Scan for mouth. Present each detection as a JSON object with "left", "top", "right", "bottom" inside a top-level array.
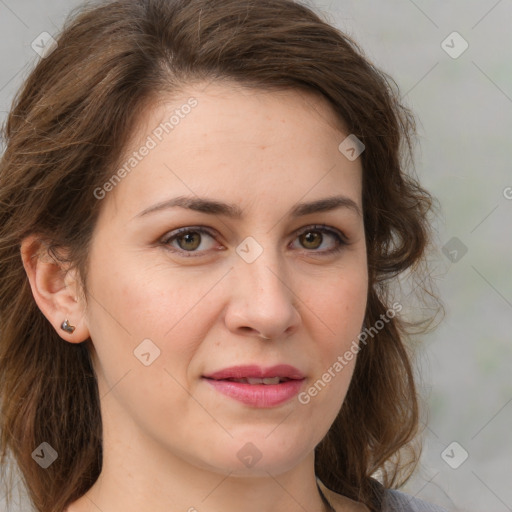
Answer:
[
  {"left": 201, "top": 365, "right": 305, "bottom": 407},
  {"left": 202, "top": 364, "right": 305, "bottom": 382},
  {"left": 204, "top": 376, "right": 294, "bottom": 385}
]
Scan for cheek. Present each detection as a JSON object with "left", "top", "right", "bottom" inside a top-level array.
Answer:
[
  {"left": 85, "top": 260, "right": 205, "bottom": 424},
  {"left": 301, "top": 261, "right": 367, "bottom": 407},
  {"left": 87, "top": 256, "right": 222, "bottom": 381},
  {"left": 298, "top": 272, "right": 367, "bottom": 425},
  {"left": 90, "top": 252, "right": 190, "bottom": 333},
  {"left": 308, "top": 264, "right": 368, "bottom": 345}
]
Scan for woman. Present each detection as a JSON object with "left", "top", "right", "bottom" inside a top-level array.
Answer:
[{"left": 0, "top": 1, "right": 445, "bottom": 511}]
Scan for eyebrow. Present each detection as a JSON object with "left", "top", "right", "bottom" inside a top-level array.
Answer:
[{"left": 134, "top": 195, "right": 362, "bottom": 220}]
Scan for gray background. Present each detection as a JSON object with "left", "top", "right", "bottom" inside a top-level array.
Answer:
[{"left": 1, "top": 0, "right": 511, "bottom": 511}]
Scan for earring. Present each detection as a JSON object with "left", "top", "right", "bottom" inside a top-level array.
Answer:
[{"left": 61, "top": 319, "right": 76, "bottom": 334}]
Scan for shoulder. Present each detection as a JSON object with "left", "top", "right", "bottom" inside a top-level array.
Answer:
[
  {"left": 317, "top": 478, "right": 448, "bottom": 512},
  {"left": 382, "top": 488, "right": 449, "bottom": 512},
  {"left": 317, "top": 478, "right": 370, "bottom": 511}
]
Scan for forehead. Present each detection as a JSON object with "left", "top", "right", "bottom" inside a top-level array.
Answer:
[{"left": 101, "top": 82, "right": 362, "bottom": 220}]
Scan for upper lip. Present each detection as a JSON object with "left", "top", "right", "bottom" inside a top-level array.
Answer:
[{"left": 203, "top": 364, "right": 305, "bottom": 380}]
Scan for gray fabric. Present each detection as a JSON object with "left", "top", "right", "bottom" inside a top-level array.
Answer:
[{"left": 382, "top": 489, "right": 449, "bottom": 512}]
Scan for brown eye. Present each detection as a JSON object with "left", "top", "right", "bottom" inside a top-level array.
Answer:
[
  {"left": 162, "top": 227, "right": 218, "bottom": 256},
  {"left": 299, "top": 230, "right": 323, "bottom": 250},
  {"left": 161, "top": 224, "right": 348, "bottom": 258},
  {"left": 176, "top": 231, "right": 202, "bottom": 251},
  {"left": 291, "top": 225, "right": 348, "bottom": 255}
]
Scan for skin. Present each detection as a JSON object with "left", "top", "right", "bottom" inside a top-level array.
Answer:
[{"left": 21, "top": 82, "right": 369, "bottom": 512}]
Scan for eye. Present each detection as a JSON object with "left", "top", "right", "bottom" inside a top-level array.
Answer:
[
  {"left": 160, "top": 226, "right": 219, "bottom": 256},
  {"left": 160, "top": 224, "right": 349, "bottom": 258},
  {"left": 290, "top": 225, "right": 348, "bottom": 255}
]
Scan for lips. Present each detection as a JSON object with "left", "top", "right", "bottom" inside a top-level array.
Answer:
[
  {"left": 202, "top": 364, "right": 305, "bottom": 407},
  {"left": 203, "top": 364, "right": 305, "bottom": 382}
]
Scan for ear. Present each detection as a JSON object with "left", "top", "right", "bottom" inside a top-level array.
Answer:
[{"left": 20, "top": 234, "right": 90, "bottom": 343}]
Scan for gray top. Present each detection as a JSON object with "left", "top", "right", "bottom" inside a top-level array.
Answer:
[
  {"left": 317, "top": 478, "right": 449, "bottom": 512},
  {"left": 382, "top": 489, "right": 449, "bottom": 512}
]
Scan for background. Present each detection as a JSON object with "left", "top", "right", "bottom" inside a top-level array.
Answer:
[{"left": 1, "top": 0, "right": 511, "bottom": 510}]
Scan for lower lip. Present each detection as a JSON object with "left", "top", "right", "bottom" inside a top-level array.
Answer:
[{"left": 203, "top": 378, "right": 304, "bottom": 407}]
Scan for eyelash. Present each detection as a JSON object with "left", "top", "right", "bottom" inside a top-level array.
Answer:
[{"left": 159, "top": 224, "right": 349, "bottom": 258}]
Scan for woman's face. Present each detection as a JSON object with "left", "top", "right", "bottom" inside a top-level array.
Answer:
[{"left": 81, "top": 82, "right": 368, "bottom": 476}]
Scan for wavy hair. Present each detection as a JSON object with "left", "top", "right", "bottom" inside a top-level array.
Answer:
[{"left": 0, "top": 1, "right": 439, "bottom": 511}]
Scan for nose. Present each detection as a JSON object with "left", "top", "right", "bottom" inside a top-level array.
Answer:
[{"left": 224, "top": 243, "right": 301, "bottom": 341}]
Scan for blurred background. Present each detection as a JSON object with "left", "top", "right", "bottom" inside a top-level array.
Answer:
[{"left": 1, "top": 0, "right": 511, "bottom": 510}]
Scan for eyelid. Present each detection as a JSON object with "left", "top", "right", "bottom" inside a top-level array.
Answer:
[
  {"left": 293, "top": 224, "right": 350, "bottom": 244},
  {"left": 160, "top": 226, "right": 219, "bottom": 249}
]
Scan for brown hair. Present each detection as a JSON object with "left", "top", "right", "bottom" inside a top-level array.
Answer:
[{"left": 0, "top": 0, "right": 439, "bottom": 510}]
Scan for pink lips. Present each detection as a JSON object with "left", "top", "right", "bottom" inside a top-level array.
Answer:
[{"left": 203, "top": 364, "right": 305, "bottom": 407}]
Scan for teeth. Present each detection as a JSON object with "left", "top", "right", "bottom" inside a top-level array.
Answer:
[
  {"left": 231, "top": 377, "right": 282, "bottom": 385},
  {"left": 261, "top": 377, "right": 281, "bottom": 385}
]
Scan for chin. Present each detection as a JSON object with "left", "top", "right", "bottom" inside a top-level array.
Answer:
[{"left": 190, "top": 435, "right": 311, "bottom": 477}]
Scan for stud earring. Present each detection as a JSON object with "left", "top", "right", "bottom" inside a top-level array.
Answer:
[{"left": 60, "top": 319, "right": 76, "bottom": 334}]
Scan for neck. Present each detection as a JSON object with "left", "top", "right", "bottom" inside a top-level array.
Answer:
[{"left": 69, "top": 421, "right": 330, "bottom": 512}]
